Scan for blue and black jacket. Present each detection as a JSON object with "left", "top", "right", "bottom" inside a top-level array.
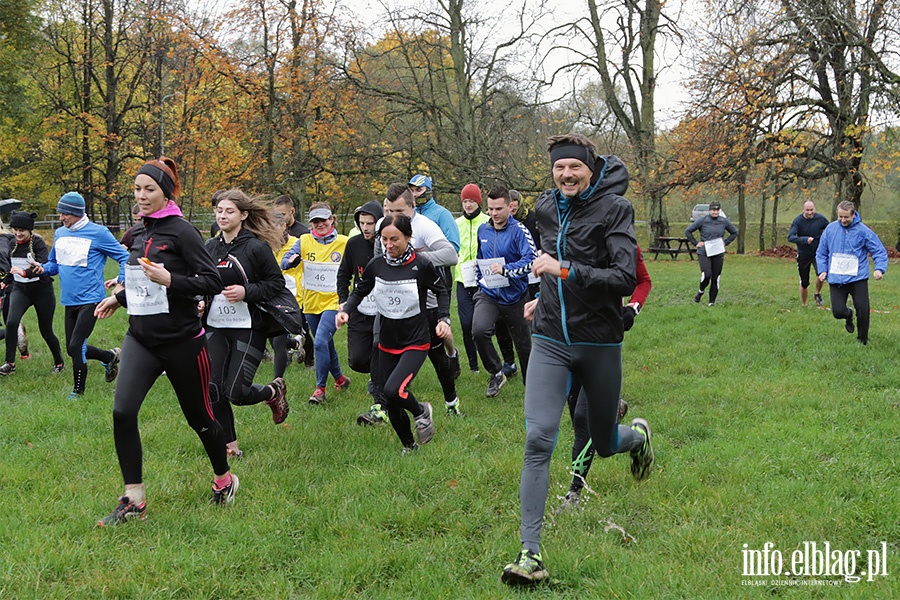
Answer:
[{"left": 475, "top": 216, "right": 536, "bottom": 305}]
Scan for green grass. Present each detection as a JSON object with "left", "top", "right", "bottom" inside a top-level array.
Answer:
[{"left": 1, "top": 254, "right": 898, "bottom": 598}]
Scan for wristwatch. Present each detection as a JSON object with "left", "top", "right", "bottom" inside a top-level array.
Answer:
[{"left": 559, "top": 260, "right": 571, "bottom": 280}]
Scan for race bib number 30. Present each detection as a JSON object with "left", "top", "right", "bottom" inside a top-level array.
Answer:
[
  {"left": 374, "top": 277, "right": 420, "bottom": 319},
  {"left": 125, "top": 264, "right": 169, "bottom": 315}
]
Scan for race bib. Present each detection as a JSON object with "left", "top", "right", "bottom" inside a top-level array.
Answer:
[
  {"left": 459, "top": 260, "right": 478, "bottom": 288},
  {"left": 303, "top": 262, "right": 339, "bottom": 293},
  {"left": 125, "top": 264, "right": 169, "bottom": 315},
  {"left": 477, "top": 258, "right": 510, "bottom": 289},
  {"left": 704, "top": 237, "right": 726, "bottom": 257},
  {"left": 55, "top": 236, "right": 91, "bottom": 267},
  {"left": 283, "top": 273, "right": 297, "bottom": 295},
  {"left": 830, "top": 253, "right": 859, "bottom": 276},
  {"left": 207, "top": 293, "right": 252, "bottom": 328},
  {"left": 358, "top": 291, "right": 378, "bottom": 316},
  {"left": 11, "top": 256, "right": 39, "bottom": 283},
  {"left": 374, "top": 277, "right": 420, "bottom": 319}
]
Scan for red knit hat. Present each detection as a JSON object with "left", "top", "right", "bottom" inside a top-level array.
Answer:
[{"left": 460, "top": 183, "right": 482, "bottom": 205}]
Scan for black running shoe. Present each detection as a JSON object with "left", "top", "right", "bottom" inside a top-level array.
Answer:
[
  {"left": 97, "top": 496, "right": 147, "bottom": 527},
  {"left": 629, "top": 418, "right": 654, "bottom": 481},
  {"left": 502, "top": 549, "right": 548, "bottom": 586}
]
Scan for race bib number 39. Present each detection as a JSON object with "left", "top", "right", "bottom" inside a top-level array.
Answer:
[{"left": 374, "top": 277, "right": 420, "bottom": 319}]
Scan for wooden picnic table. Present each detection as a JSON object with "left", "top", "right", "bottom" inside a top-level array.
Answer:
[{"left": 649, "top": 236, "right": 696, "bottom": 260}]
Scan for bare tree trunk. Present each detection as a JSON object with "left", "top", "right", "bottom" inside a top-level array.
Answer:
[
  {"left": 737, "top": 179, "right": 746, "bottom": 254},
  {"left": 758, "top": 193, "right": 766, "bottom": 252},
  {"left": 770, "top": 192, "right": 779, "bottom": 248}
]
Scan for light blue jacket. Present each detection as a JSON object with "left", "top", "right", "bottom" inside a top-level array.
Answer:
[
  {"left": 43, "top": 220, "right": 129, "bottom": 306},
  {"left": 816, "top": 213, "right": 887, "bottom": 285},
  {"left": 416, "top": 198, "right": 460, "bottom": 252}
]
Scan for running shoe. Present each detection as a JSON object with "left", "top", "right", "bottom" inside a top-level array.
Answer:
[
  {"left": 401, "top": 443, "right": 420, "bottom": 456},
  {"left": 334, "top": 374, "right": 351, "bottom": 391},
  {"left": 212, "top": 474, "right": 239, "bottom": 505},
  {"left": 288, "top": 333, "right": 306, "bottom": 364},
  {"left": 501, "top": 362, "right": 518, "bottom": 378},
  {"left": 67, "top": 391, "right": 83, "bottom": 400},
  {"left": 629, "top": 418, "right": 654, "bottom": 481},
  {"left": 618, "top": 398, "right": 629, "bottom": 422},
  {"left": 226, "top": 447, "right": 244, "bottom": 459},
  {"left": 309, "top": 387, "right": 327, "bottom": 405},
  {"left": 448, "top": 350, "right": 461, "bottom": 380},
  {"left": 265, "top": 377, "right": 289, "bottom": 424},
  {"left": 357, "top": 404, "right": 387, "bottom": 426},
  {"left": 104, "top": 347, "right": 121, "bottom": 383},
  {"left": 845, "top": 309, "right": 855, "bottom": 333},
  {"left": 414, "top": 402, "right": 434, "bottom": 445},
  {"left": 501, "top": 549, "right": 548, "bottom": 586},
  {"left": 708, "top": 302, "right": 715, "bottom": 307},
  {"left": 485, "top": 372, "right": 507, "bottom": 397},
  {"left": 693, "top": 291, "right": 703, "bottom": 303},
  {"left": 52, "top": 363, "right": 65, "bottom": 374},
  {"left": 97, "top": 495, "right": 147, "bottom": 527},
  {"left": 446, "top": 398, "right": 462, "bottom": 417},
  {"left": 814, "top": 293, "right": 824, "bottom": 306},
  {"left": 16, "top": 323, "right": 28, "bottom": 358},
  {"left": 553, "top": 489, "right": 581, "bottom": 515},
  {"left": 0, "top": 362, "right": 15, "bottom": 376}
]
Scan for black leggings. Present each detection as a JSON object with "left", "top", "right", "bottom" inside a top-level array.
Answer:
[
  {"left": 346, "top": 313, "right": 375, "bottom": 374},
  {"left": 269, "top": 333, "right": 288, "bottom": 379},
  {"left": 64, "top": 304, "right": 115, "bottom": 394},
  {"left": 207, "top": 327, "right": 274, "bottom": 444},
  {"left": 112, "top": 332, "right": 228, "bottom": 484},
  {"left": 426, "top": 308, "right": 457, "bottom": 404},
  {"left": 375, "top": 348, "right": 428, "bottom": 447},
  {"left": 829, "top": 280, "right": 870, "bottom": 343},
  {"left": 5, "top": 284, "right": 64, "bottom": 365},
  {"left": 698, "top": 253, "right": 725, "bottom": 303}
]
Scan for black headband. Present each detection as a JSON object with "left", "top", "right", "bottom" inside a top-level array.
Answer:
[
  {"left": 137, "top": 164, "right": 176, "bottom": 199},
  {"left": 549, "top": 144, "right": 596, "bottom": 172}
]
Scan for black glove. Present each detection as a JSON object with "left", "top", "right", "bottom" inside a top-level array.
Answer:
[{"left": 621, "top": 304, "right": 637, "bottom": 331}]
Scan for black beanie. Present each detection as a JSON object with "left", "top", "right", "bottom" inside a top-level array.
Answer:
[{"left": 9, "top": 211, "right": 37, "bottom": 230}]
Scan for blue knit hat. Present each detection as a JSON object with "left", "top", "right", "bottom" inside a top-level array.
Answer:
[{"left": 57, "top": 192, "right": 86, "bottom": 217}]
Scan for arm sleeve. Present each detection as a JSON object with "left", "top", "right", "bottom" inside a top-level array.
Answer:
[
  {"left": 98, "top": 229, "right": 130, "bottom": 281},
  {"left": 336, "top": 248, "right": 353, "bottom": 304},
  {"left": 417, "top": 233, "right": 458, "bottom": 267},
  {"left": 502, "top": 225, "right": 537, "bottom": 277},
  {"left": 569, "top": 199, "right": 637, "bottom": 296},
  {"left": 815, "top": 229, "right": 830, "bottom": 273},
  {"left": 787, "top": 218, "right": 802, "bottom": 245},
  {"left": 342, "top": 257, "right": 377, "bottom": 316},
  {"left": 684, "top": 219, "right": 701, "bottom": 245},
  {"left": 724, "top": 220, "right": 739, "bottom": 246},
  {"left": 242, "top": 245, "right": 285, "bottom": 304},
  {"left": 425, "top": 260, "right": 451, "bottom": 320},
  {"left": 280, "top": 237, "right": 302, "bottom": 270},
  {"left": 168, "top": 227, "right": 224, "bottom": 297},
  {"left": 42, "top": 237, "right": 60, "bottom": 277},
  {"left": 868, "top": 229, "right": 889, "bottom": 273},
  {"left": 442, "top": 214, "right": 461, "bottom": 253},
  {"left": 629, "top": 245, "right": 652, "bottom": 306}
]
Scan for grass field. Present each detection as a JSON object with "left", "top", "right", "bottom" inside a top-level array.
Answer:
[{"left": 0, "top": 254, "right": 898, "bottom": 598}]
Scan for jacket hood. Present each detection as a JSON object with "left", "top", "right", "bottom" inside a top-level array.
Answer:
[{"left": 354, "top": 201, "right": 384, "bottom": 229}]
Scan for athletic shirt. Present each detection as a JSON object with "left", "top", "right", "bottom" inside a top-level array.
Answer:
[
  {"left": 344, "top": 252, "right": 450, "bottom": 352},
  {"left": 295, "top": 233, "right": 348, "bottom": 314}
]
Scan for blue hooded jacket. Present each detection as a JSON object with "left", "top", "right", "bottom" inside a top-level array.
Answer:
[
  {"left": 476, "top": 216, "right": 536, "bottom": 305},
  {"left": 816, "top": 212, "right": 887, "bottom": 285}
]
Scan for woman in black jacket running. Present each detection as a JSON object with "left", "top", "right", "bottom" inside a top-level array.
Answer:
[
  {"left": 94, "top": 157, "right": 237, "bottom": 526},
  {"left": 336, "top": 215, "right": 450, "bottom": 454},
  {"left": 204, "top": 189, "right": 290, "bottom": 458},
  {"left": 3, "top": 210, "right": 65, "bottom": 374}
]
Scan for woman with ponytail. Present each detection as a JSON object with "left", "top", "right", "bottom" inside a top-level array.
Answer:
[
  {"left": 94, "top": 157, "right": 237, "bottom": 526},
  {"left": 203, "top": 189, "right": 291, "bottom": 458}
]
